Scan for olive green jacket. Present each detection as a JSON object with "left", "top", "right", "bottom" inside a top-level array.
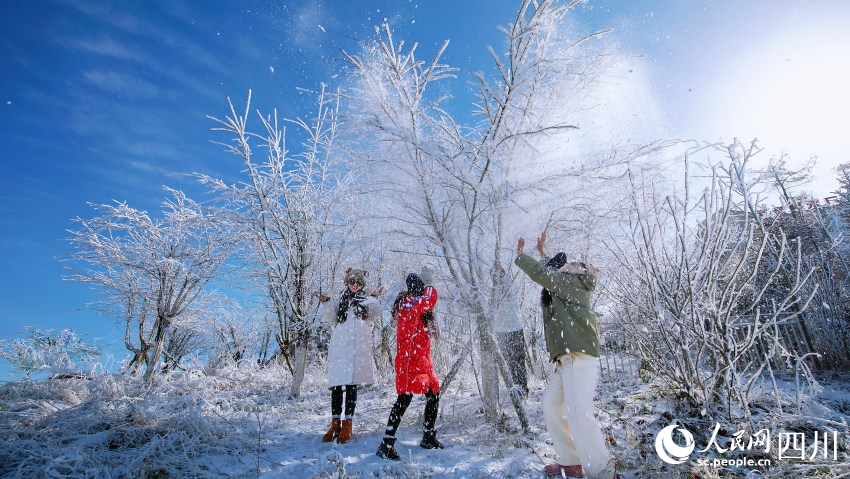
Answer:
[{"left": 514, "top": 253, "right": 601, "bottom": 361}]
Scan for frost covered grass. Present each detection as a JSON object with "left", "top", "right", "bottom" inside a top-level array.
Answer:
[
  {"left": 600, "top": 372, "right": 850, "bottom": 479},
  {"left": 0, "top": 362, "right": 551, "bottom": 478},
  {"left": 0, "top": 364, "right": 848, "bottom": 478}
]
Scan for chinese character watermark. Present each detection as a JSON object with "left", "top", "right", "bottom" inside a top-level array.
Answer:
[{"left": 655, "top": 423, "right": 842, "bottom": 468}]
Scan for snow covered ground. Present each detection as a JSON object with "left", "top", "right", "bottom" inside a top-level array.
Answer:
[{"left": 1, "top": 362, "right": 848, "bottom": 478}]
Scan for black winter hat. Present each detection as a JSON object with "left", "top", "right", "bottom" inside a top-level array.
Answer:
[{"left": 406, "top": 273, "right": 425, "bottom": 296}]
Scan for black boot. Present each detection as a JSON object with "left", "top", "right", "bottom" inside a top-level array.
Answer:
[
  {"left": 419, "top": 430, "right": 444, "bottom": 449},
  {"left": 376, "top": 437, "right": 400, "bottom": 461}
]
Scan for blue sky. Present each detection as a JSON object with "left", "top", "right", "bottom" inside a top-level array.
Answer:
[{"left": 2, "top": 0, "right": 849, "bottom": 381}]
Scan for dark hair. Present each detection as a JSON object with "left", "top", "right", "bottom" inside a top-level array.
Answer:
[
  {"left": 546, "top": 252, "right": 568, "bottom": 269},
  {"left": 391, "top": 274, "right": 429, "bottom": 324},
  {"left": 406, "top": 273, "right": 425, "bottom": 297},
  {"left": 391, "top": 290, "right": 406, "bottom": 320},
  {"left": 541, "top": 252, "right": 568, "bottom": 307}
]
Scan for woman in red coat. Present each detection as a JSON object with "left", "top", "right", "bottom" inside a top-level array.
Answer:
[{"left": 376, "top": 273, "right": 442, "bottom": 460}]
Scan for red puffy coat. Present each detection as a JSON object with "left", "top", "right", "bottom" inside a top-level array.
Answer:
[{"left": 394, "top": 286, "right": 439, "bottom": 394}]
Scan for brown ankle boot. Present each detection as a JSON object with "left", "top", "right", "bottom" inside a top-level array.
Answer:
[
  {"left": 322, "top": 418, "right": 341, "bottom": 442},
  {"left": 337, "top": 419, "right": 353, "bottom": 443}
]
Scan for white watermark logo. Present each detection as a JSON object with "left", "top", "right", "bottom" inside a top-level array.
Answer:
[
  {"left": 655, "top": 424, "right": 695, "bottom": 465},
  {"left": 654, "top": 423, "right": 841, "bottom": 468}
]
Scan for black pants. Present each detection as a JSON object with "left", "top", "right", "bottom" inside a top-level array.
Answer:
[
  {"left": 383, "top": 391, "right": 440, "bottom": 438},
  {"left": 331, "top": 385, "right": 358, "bottom": 419},
  {"left": 497, "top": 329, "right": 529, "bottom": 396}
]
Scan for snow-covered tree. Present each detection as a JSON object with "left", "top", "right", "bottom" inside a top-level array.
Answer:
[
  {"left": 202, "top": 296, "right": 263, "bottom": 367},
  {"left": 0, "top": 328, "right": 100, "bottom": 379},
  {"left": 606, "top": 142, "right": 817, "bottom": 419},
  {"left": 338, "top": 0, "right": 663, "bottom": 424},
  {"left": 66, "top": 190, "right": 236, "bottom": 381},
  {"left": 742, "top": 156, "right": 850, "bottom": 370},
  {"left": 199, "top": 86, "right": 352, "bottom": 397}
]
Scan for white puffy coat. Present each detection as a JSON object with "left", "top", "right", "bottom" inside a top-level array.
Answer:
[{"left": 323, "top": 292, "right": 380, "bottom": 388}]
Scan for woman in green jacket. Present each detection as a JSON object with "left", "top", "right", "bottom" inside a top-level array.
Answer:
[{"left": 515, "top": 231, "right": 615, "bottom": 479}]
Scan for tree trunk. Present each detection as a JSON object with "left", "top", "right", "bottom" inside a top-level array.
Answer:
[
  {"left": 441, "top": 339, "right": 473, "bottom": 392},
  {"left": 380, "top": 327, "right": 394, "bottom": 373},
  {"left": 288, "top": 334, "right": 309, "bottom": 398},
  {"left": 491, "top": 333, "right": 530, "bottom": 433},
  {"left": 275, "top": 334, "right": 295, "bottom": 373},
  {"left": 474, "top": 307, "right": 500, "bottom": 422},
  {"left": 143, "top": 316, "right": 168, "bottom": 382}
]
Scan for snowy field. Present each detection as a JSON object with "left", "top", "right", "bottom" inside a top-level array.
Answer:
[{"left": 1, "top": 361, "right": 848, "bottom": 478}]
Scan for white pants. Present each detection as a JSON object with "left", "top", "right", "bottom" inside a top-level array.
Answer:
[{"left": 541, "top": 354, "right": 612, "bottom": 479}]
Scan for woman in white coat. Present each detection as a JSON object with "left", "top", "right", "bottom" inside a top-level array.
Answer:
[{"left": 316, "top": 268, "right": 382, "bottom": 444}]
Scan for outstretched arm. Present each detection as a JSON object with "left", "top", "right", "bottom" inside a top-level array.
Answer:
[
  {"left": 320, "top": 292, "right": 340, "bottom": 325},
  {"left": 515, "top": 253, "right": 596, "bottom": 298}
]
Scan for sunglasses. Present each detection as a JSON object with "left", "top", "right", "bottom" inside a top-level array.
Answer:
[{"left": 347, "top": 280, "right": 364, "bottom": 287}]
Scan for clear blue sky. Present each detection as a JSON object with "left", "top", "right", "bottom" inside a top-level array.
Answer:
[{"left": 2, "top": 0, "right": 849, "bottom": 381}]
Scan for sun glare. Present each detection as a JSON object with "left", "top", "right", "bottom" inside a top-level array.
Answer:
[{"left": 698, "top": 12, "right": 850, "bottom": 193}]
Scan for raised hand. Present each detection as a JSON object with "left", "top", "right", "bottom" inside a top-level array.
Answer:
[
  {"left": 536, "top": 230, "right": 547, "bottom": 256},
  {"left": 517, "top": 237, "right": 526, "bottom": 256}
]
